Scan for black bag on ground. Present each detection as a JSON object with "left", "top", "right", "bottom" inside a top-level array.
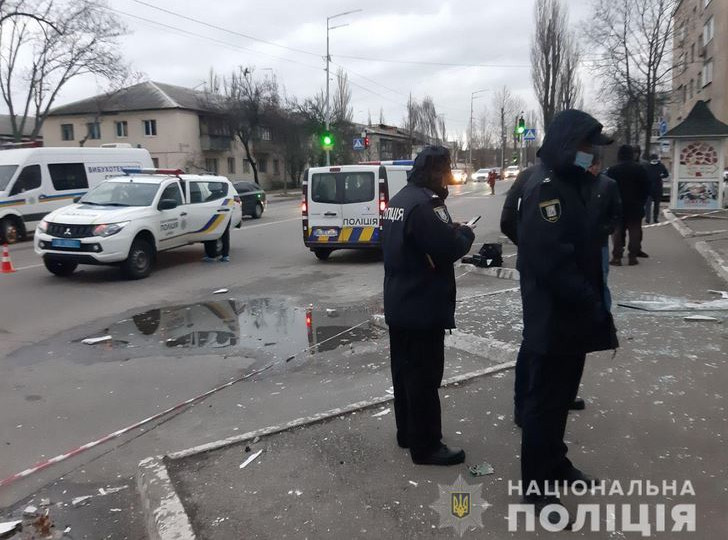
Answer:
[{"left": 462, "top": 243, "right": 503, "bottom": 268}]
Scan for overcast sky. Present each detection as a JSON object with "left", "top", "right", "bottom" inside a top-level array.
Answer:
[{"left": 55, "top": 0, "right": 595, "bottom": 138}]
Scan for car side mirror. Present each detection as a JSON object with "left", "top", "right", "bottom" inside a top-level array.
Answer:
[
  {"left": 158, "top": 199, "right": 178, "bottom": 211},
  {"left": 73, "top": 196, "right": 82, "bottom": 203}
]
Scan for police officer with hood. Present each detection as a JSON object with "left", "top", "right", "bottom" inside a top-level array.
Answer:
[
  {"left": 515, "top": 110, "right": 618, "bottom": 519},
  {"left": 382, "top": 145, "right": 475, "bottom": 465}
]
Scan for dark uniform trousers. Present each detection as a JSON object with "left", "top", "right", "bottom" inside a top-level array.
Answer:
[
  {"left": 612, "top": 218, "right": 642, "bottom": 259},
  {"left": 520, "top": 348, "right": 586, "bottom": 490},
  {"left": 389, "top": 326, "right": 445, "bottom": 457}
]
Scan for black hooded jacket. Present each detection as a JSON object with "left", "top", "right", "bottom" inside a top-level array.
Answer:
[
  {"left": 516, "top": 110, "right": 618, "bottom": 355},
  {"left": 382, "top": 147, "right": 475, "bottom": 329},
  {"left": 607, "top": 145, "right": 650, "bottom": 220}
]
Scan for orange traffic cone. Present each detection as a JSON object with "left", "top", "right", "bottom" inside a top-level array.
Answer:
[{"left": 1, "top": 243, "right": 16, "bottom": 273}]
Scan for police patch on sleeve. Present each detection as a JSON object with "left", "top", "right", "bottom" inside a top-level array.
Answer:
[
  {"left": 539, "top": 199, "right": 561, "bottom": 223},
  {"left": 434, "top": 206, "right": 450, "bottom": 223}
]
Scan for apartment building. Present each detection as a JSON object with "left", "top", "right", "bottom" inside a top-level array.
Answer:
[
  {"left": 42, "top": 81, "right": 285, "bottom": 189},
  {"left": 671, "top": 0, "right": 727, "bottom": 127}
]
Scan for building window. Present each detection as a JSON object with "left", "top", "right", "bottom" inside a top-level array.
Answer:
[
  {"left": 257, "top": 155, "right": 267, "bottom": 173},
  {"left": 689, "top": 79, "right": 694, "bottom": 99},
  {"left": 86, "top": 122, "right": 101, "bottom": 140},
  {"left": 260, "top": 128, "right": 271, "bottom": 141},
  {"left": 152, "top": 157, "right": 159, "bottom": 167},
  {"left": 273, "top": 159, "right": 280, "bottom": 175},
  {"left": 697, "top": 70, "right": 702, "bottom": 90},
  {"left": 205, "top": 158, "right": 218, "bottom": 174},
  {"left": 243, "top": 159, "right": 251, "bottom": 173},
  {"left": 143, "top": 119, "right": 157, "bottom": 137},
  {"left": 702, "top": 59, "right": 714, "bottom": 86},
  {"left": 227, "top": 157, "right": 235, "bottom": 174},
  {"left": 115, "top": 121, "right": 128, "bottom": 138},
  {"left": 61, "top": 124, "right": 74, "bottom": 141},
  {"left": 681, "top": 85, "right": 686, "bottom": 104},
  {"left": 703, "top": 17, "right": 714, "bottom": 46},
  {"left": 690, "top": 43, "right": 695, "bottom": 63}
]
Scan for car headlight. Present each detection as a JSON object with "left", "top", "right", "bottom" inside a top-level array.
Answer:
[
  {"left": 93, "top": 221, "right": 129, "bottom": 237},
  {"left": 37, "top": 219, "right": 49, "bottom": 233}
]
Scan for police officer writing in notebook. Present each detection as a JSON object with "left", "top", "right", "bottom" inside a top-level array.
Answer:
[
  {"left": 381, "top": 145, "right": 475, "bottom": 465},
  {"left": 515, "top": 110, "right": 618, "bottom": 520}
]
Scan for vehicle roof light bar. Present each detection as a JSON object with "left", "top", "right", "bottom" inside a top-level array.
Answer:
[{"left": 122, "top": 168, "right": 184, "bottom": 176}]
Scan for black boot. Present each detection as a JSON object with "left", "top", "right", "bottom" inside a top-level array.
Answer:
[
  {"left": 569, "top": 398, "right": 586, "bottom": 411},
  {"left": 411, "top": 444, "right": 465, "bottom": 466}
]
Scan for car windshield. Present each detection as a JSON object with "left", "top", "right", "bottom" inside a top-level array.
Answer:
[
  {"left": 81, "top": 181, "right": 160, "bottom": 207},
  {"left": 0, "top": 164, "right": 19, "bottom": 191}
]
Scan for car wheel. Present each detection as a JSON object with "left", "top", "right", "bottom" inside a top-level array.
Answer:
[
  {"left": 122, "top": 238, "right": 154, "bottom": 279},
  {"left": 43, "top": 257, "right": 77, "bottom": 277},
  {"left": 252, "top": 202, "right": 264, "bottom": 219},
  {"left": 314, "top": 248, "right": 332, "bottom": 261},
  {"left": 1, "top": 216, "right": 22, "bottom": 244}
]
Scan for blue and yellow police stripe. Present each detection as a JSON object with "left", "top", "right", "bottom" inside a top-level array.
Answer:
[
  {"left": 0, "top": 198, "right": 25, "bottom": 207},
  {"left": 39, "top": 192, "right": 87, "bottom": 203}
]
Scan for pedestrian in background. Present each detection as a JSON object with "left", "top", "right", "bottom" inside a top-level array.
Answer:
[
  {"left": 609, "top": 145, "right": 650, "bottom": 266},
  {"left": 381, "top": 145, "right": 475, "bottom": 466},
  {"left": 514, "top": 109, "right": 618, "bottom": 521},
  {"left": 644, "top": 154, "right": 670, "bottom": 224},
  {"left": 487, "top": 169, "right": 497, "bottom": 195}
]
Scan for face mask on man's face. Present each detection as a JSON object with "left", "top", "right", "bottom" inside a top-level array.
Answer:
[{"left": 574, "top": 151, "right": 594, "bottom": 171}]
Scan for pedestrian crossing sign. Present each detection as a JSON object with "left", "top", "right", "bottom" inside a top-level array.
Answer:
[
  {"left": 353, "top": 138, "right": 365, "bottom": 150},
  {"left": 523, "top": 129, "right": 537, "bottom": 141}
]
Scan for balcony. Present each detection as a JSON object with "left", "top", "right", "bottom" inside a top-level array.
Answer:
[{"left": 200, "top": 134, "right": 232, "bottom": 152}]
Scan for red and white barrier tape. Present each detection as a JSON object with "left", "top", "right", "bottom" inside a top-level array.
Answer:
[{"left": 0, "top": 363, "right": 273, "bottom": 489}]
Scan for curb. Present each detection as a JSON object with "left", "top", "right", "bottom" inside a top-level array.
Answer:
[
  {"left": 137, "top": 456, "right": 196, "bottom": 540},
  {"left": 136, "top": 334, "right": 519, "bottom": 540},
  {"left": 665, "top": 209, "right": 728, "bottom": 285}
]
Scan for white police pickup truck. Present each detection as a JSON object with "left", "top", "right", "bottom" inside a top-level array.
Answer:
[{"left": 34, "top": 169, "right": 243, "bottom": 279}]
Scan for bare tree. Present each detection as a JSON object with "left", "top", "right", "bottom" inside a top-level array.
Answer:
[
  {"left": 531, "top": 0, "right": 580, "bottom": 131},
  {"left": 0, "top": 0, "right": 58, "bottom": 30},
  {"left": 589, "top": 0, "right": 676, "bottom": 154},
  {"left": 378, "top": 107, "right": 385, "bottom": 125},
  {"left": 402, "top": 93, "right": 421, "bottom": 157},
  {"left": 331, "top": 67, "right": 353, "bottom": 124},
  {"left": 419, "top": 96, "right": 439, "bottom": 143},
  {"left": 491, "top": 86, "right": 525, "bottom": 170},
  {"left": 212, "top": 67, "right": 280, "bottom": 184},
  {"left": 0, "top": 0, "right": 127, "bottom": 142},
  {"left": 437, "top": 115, "right": 447, "bottom": 145}
]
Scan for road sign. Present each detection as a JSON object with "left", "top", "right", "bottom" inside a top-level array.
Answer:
[
  {"left": 660, "top": 140, "right": 671, "bottom": 154},
  {"left": 353, "top": 138, "right": 365, "bottom": 151},
  {"left": 658, "top": 119, "right": 668, "bottom": 137},
  {"left": 523, "top": 128, "right": 537, "bottom": 141}
]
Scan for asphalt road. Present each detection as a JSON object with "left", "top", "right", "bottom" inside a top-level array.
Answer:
[{"left": 0, "top": 180, "right": 514, "bottom": 535}]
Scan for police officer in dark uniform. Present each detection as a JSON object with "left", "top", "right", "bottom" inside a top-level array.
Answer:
[
  {"left": 515, "top": 110, "right": 618, "bottom": 517},
  {"left": 381, "top": 145, "right": 475, "bottom": 466}
]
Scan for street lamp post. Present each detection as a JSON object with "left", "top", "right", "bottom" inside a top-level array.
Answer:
[
  {"left": 325, "top": 9, "right": 362, "bottom": 166},
  {"left": 469, "top": 89, "right": 489, "bottom": 168}
]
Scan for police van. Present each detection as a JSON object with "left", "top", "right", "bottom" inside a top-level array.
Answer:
[
  {"left": 0, "top": 146, "right": 153, "bottom": 244},
  {"left": 34, "top": 168, "right": 243, "bottom": 279},
  {"left": 302, "top": 160, "right": 412, "bottom": 260}
]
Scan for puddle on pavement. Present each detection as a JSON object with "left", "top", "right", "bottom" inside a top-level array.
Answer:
[{"left": 76, "top": 298, "right": 383, "bottom": 363}]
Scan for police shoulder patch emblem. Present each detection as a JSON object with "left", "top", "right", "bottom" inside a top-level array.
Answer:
[
  {"left": 434, "top": 206, "right": 450, "bottom": 223},
  {"left": 539, "top": 199, "right": 561, "bottom": 223}
]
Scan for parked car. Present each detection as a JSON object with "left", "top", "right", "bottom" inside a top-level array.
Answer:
[
  {"left": 233, "top": 181, "right": 267, "bottom": 219},
  {"left": 35, "top": 169, "right": 242, "bottom": 279},
  {"left": 503, "top": 165, "right": 521, "bottom": 179},
  {"left": 472, "top": 169, "right": 490, "bottom": 182}
]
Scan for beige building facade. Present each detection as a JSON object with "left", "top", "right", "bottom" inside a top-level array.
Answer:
[
  {"left": 42, "top": 81, "right": 286, "bottom": 189},
  {"left": 671, "top": 0, "right": 728, "bottom": 126}
]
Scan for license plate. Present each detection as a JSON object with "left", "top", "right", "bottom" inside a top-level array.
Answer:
[
  {"left": 51, "top": 238, "right": 81, "bottom": 249},
  {"left": 313, "top": 228, "right": 339, "bottom": 238}
]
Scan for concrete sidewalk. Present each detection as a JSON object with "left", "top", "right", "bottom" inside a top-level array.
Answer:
[
  {"left": 140, "top": 224, "right": 727, "bottom": 539},
  {"left": 664, "top": 208, "right": 728, "bottom": 284}
]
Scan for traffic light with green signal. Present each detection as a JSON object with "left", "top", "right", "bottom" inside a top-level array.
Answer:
[
  {"left": 320, "top": 131, "right": 334, "bottom": 151},
  {"left": 516, "top": 116, "right": 525, "bottom": 136}
]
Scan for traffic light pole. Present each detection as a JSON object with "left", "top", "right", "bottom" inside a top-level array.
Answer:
[{"left": 325, "top": 21, "right": 331, "bottom": 166}]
